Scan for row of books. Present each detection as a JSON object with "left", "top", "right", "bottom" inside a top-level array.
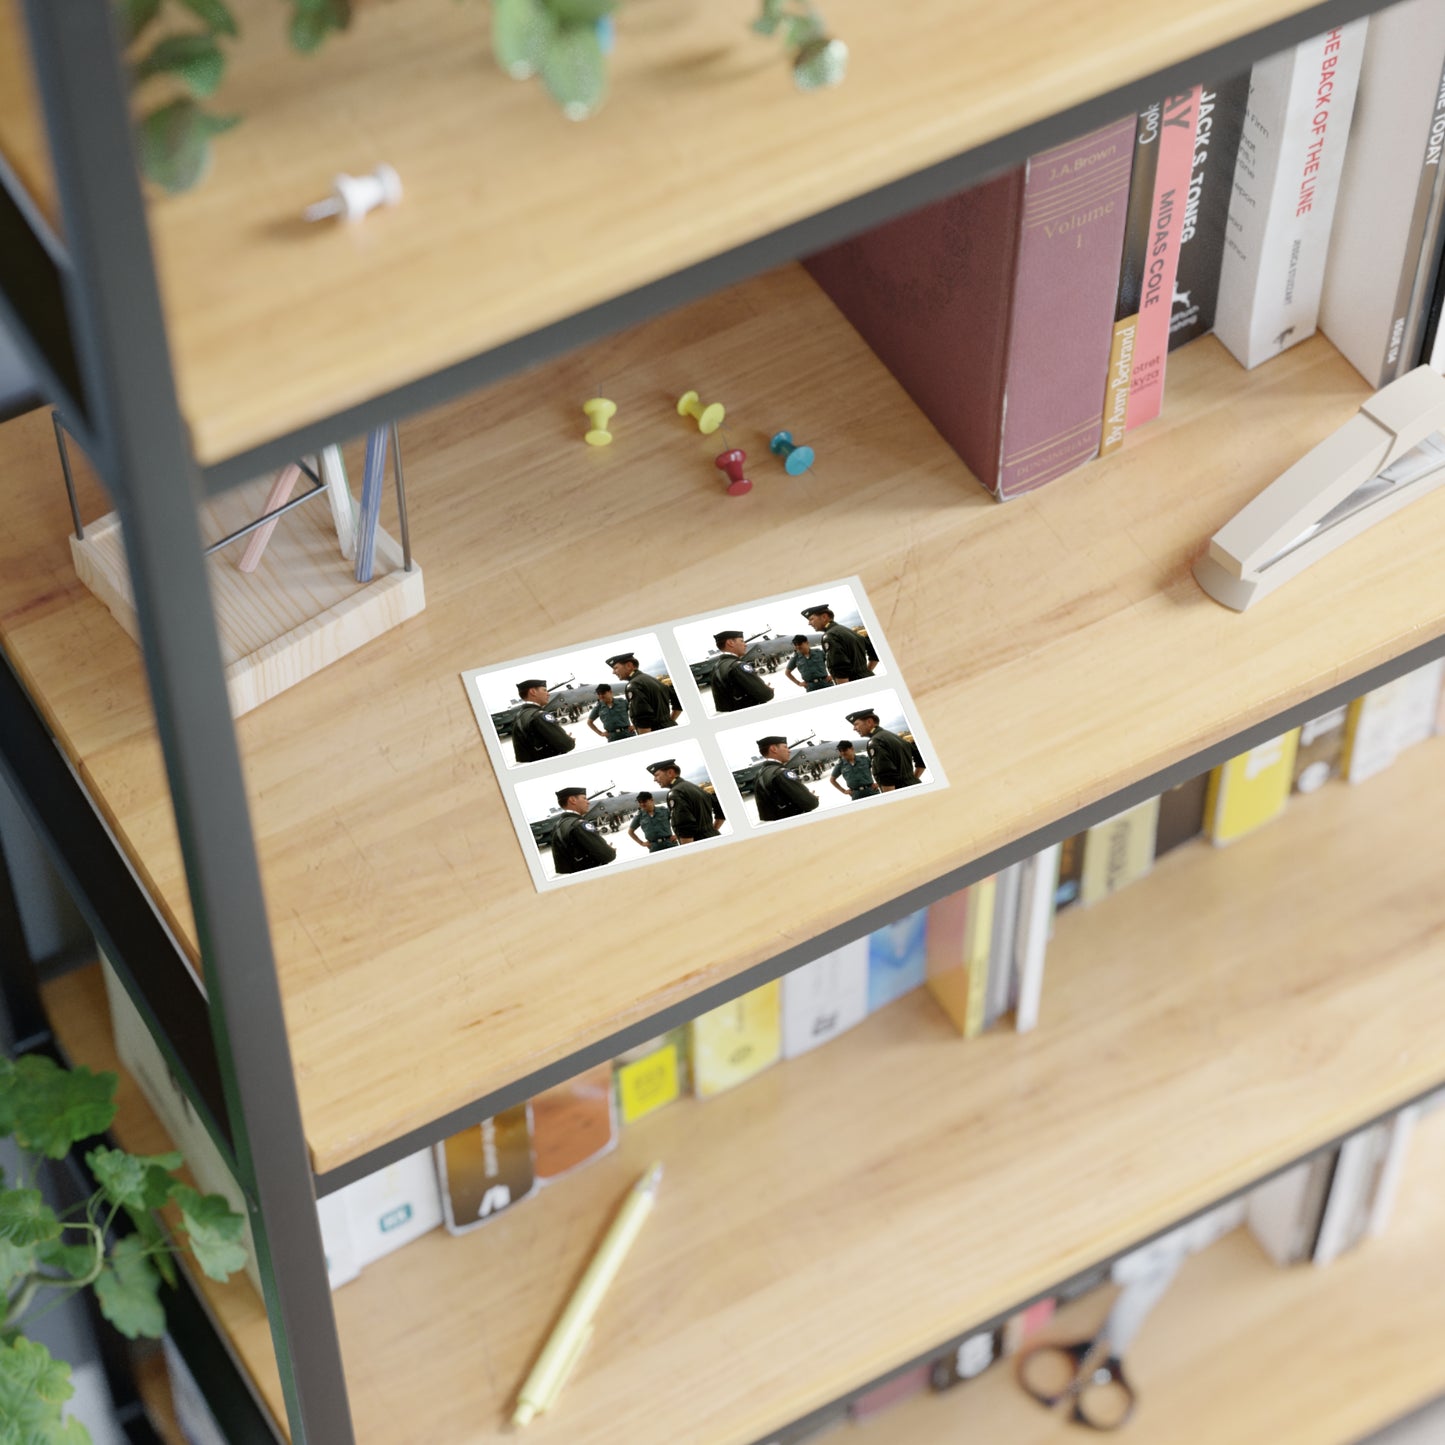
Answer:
[{"left": 805, "top": 1, "right": 1445, "bottom": 499}]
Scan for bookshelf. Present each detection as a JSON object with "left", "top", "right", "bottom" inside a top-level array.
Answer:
[
  {"left": 42, "top": 733, "right": 1445, "bottom": 1443},
  {"left": 7, "top": 0, "right": 1445, "bottom": 1440},
  {"left": 6, "top": 268, "right": 1445, "bottom": 1175},
  {"left": 0, "top": 0, "right": 54, "bottom": 231}
]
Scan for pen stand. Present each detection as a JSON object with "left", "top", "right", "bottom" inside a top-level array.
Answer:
[{"left": 60, "top": 427, "right": 425, "bottom": 718}]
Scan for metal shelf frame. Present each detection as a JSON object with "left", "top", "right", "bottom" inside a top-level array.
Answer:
[{"left": 0, "top": 0, "right": 1428, "bottom": 1440}]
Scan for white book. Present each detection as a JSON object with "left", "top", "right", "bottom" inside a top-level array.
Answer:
[
  {"left": 1367, "top": 1105, "right": 1421, "bottom": 1238},
  {"left": 780, "top": 939, "right": 870, "bottom": 1058},
  {"left": 339, "top": 1149, "right": 443, "bottom": 1268},
  {"left": 1320, "top": 0, "right": 1445, "bottom": 386},
  {"left": 983, "top": 862, "right": 1023, "bottom": 1029},
  {"left": 1312, "top": 1128, "right": 1378, "bottom": 1265},
  {"left": 1216, "top": 21, "right": 1368, "bottom": 369},
  {"left": 1394, "top": 658, "right": 1445, "bottom": 752},
  {"left": 1012, "top": 844, "right": 1061, "bottom": 1035},
  {"left": 1346, "top": 660, "right": 1445, "bottom": 782},
  {"left": 1246, "top": 1153, "right": 1334, "bottom": 1265}
]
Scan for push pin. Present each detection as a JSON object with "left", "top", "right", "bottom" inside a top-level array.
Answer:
[
  {"left": 583, "top": 397, "right": 616, "bottom": 446},
  {"left": 303, "top": 164, "right": 403, "bottom": 224},
  {"left": 769, "top": 430, "right": 815, "bottom": 475},
  {"left": 714, "top": 448, "right": 752, "bottom": 496},
  {"left": 677, "top": 390, "right": 726, "bottom": 435}
]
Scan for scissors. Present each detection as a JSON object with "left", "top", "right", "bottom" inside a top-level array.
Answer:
[{"left": 1016, "top": 1243, "right": 1184, "bottom": 1430}]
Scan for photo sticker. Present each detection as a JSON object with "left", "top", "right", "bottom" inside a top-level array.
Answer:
[
  {"left": 715, "top": 688, "right": 938, "bottom": 831},
  {"left": 672, "top": 582, "right": 886, "bottom": 719},
  {"left": 464, "top": 633, "right": 685, "bottom": 770},
  {"left": 511, "top": 742, "right": 731, "bottom": 887}
]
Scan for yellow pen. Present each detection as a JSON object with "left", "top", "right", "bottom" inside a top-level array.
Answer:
[{"left": 512, "top": 1162, "right": 663, "bottom": 1428}]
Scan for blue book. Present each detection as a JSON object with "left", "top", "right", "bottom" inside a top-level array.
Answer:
[{"left": 867, "top": 908, "right": 928, "bottom": 1012}]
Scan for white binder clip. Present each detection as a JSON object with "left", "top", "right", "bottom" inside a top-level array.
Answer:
[{"left": 1194, "top": 365, "right": 1445, "bottom": 610}]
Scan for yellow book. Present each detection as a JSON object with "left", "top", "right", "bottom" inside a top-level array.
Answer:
[
  {"left": 689, "top": 982, "right": 782, "bottom": 1099},
  {"left": 924, "top": 888, "right": 973, "bottom": 1034},
  {"left": 613, "top": 1029, "right": 688, "bottom": 1125},
  {"left": 1078, "top": 796, "right": 1160, "bottom": 906},
  {"left": 961, "top": 876, "right": 997, "bottom": 1038},
  {"left": 1204, "top": 729, "right": 1300, "bottom": 845}
]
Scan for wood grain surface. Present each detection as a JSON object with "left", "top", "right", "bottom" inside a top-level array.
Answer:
[{"left": 0, "top": 0, "right": 57, "bottom": 230}]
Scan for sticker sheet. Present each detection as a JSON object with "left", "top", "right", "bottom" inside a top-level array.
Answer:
[{"left": 461, "top": 578, "right": 946, "bottom": 891}]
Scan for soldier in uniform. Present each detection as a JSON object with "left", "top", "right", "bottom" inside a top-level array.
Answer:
[
  {"left": 647, "top": 759, "right": 723, "bottom": 842},
  {"left": 846, "top": 709, "right": 924, "bottom": 790},
  {"left": 829, "top": 740, "right": 879, "bottom": 800},
  {"left": 753, "top": 736, "right": 821, "bottom": 821},
  {"left": 586, "top": 683, "right": 635, "bottom": 743},
  {"left": 510, "top": 678, "right": 577, "bottom": 765},
  {"left": 606, "top": 653, "right": 680, "bottom": 733},
  {"left": 709, "top": 630, "right": 775, "bottom": 713},
  {"left": 626, "top": 791, "right": 678, "bottom": 852},
  {"left": 549, "top": 786, "right": 617, "bottom": 874},
  {"left": 784, "top": 634, "right": 833, "bottom": 692},
  {"left": 800, "top": 604, "right": 873, "bottom": 684}
]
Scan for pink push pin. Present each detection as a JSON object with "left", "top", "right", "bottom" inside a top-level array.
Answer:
[{"left": 714, "top": 448, "right": 752, "bottom": 496}]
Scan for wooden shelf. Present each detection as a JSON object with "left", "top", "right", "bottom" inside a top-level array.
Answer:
[
  {"left": 850, "top": 1108, "right": 1445, "bottom": 1445},
  {"left": 44, "top": 734, "right": 1445, "bottom": 1443},
  {"left": 5, "top": 265, "right": 1445, "bottom": 1174},
  {"left": 128, "top": 0, "right": 1340, "bottom": 466}
]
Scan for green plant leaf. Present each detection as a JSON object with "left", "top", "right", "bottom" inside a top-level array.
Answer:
[
  {"left": 289, "top": 0, "right": 350, "bottom": 53},
  {"left": 540, "top": 21, "right": 606, "bottom": 119},
  {"left": 36, "top": 1235, "right": 100, "bottom": 1283},
  {"left": 133, "top": 32, "right": 226, "bottom": 98},
  {"left": 137, "top": 99, "right": 214, "bottom": 192},
  {"left": 117, "top": 0, "right": 162, "bottom": 44},
  {"left": 791, "top": 35, "right": 847, "bottom": 89},
  {"left": 7, "top": 1057, "right": 116, "bottom": 1160},
  {"left": 0, "top": 1336, "right": 90, "bottom": 1445},
  {"left": 0, "top": 1236, "right": 35, "bottom": 1294},
  {"left": 751, "top": 0, "right": 785, "bottom": 34},
  {"left": 85, "top": 1147, "right": 181, "bottom": 1213},
  {"left": 784, "top": 13, "right": 824, "bottom": 47},
  {"left": 176, "top": 0, "right": 239, "bottom": 36},
  {"left": 0, "top": 1190, "right": 61, "bottom": 1248},
  {"left": 492, "top": 0, "right": 553, "bottom": 78},
  {"left": 172, "top": 1185, "right": 247, "bottom": 1282},
  {"left": 93, "top": 1236, "right": 165, "bottom": 1340},
  {"left": 545, "top": 0, "right": 615, "bottom": 22},
  {"left": 118, "top": 1206, "right": 176, "bottom": 1288}
]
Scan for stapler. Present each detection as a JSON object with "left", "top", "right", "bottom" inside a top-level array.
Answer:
[{"left": 1194, "top": 365, "right": 1445, "bottom": 610}]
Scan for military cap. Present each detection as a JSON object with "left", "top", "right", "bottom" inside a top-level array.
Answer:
[
  {"left": 845, "top": 709, "right": 879, "bottom": 723},
  {"left": 714, "top": 630, "right": 745, "bottom": 647},
  {"left": 555, "top": 786, "right": 588, "bottom": 805},
  {"left": 757, "top": 735, "right": 787, "bottom": 751},
  {"left": 604, "top": 652, "right": 637, "bottom": 667},
  {"left": 792, "top": 633, "right": 808, "bottom": 645},
  {"left": 646, "top": 758, "right": 680, "bottom": 775},
  {"left": 800, "top": 603, "right": 833, "bottom": 618},
  {"left": 516, "top": 677, "right": 548, "bottom": 694}
]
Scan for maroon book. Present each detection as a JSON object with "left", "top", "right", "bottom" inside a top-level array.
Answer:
[{"left": 806, "top": 116, "right": 1135, "bottom": 499}]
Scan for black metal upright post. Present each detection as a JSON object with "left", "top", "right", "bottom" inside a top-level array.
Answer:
[{"left": 18, "top": 2, "right": 356, "bottom": 1440}]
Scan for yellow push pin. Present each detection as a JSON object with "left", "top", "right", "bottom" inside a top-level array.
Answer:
[
  {"left": 676, "top": 389, "right": 725, "bottom": 435},
  {"left": 583, "top": 397, "right": 616, "bottom": 447}
]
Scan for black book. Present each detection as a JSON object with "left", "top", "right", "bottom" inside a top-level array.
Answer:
[{"left": 1169, "top": 72, "right": 1250, "bottom": 350}]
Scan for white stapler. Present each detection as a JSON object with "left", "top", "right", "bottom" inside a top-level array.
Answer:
[{"left": 1194, "top": 365, "right": 1445, "bottom": 611}]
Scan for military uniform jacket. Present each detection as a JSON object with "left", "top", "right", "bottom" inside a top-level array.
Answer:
[
  {"left": 552, "top": 813, "right": 617, "bottom": 873},
  {"left": 831, "top": 756, "right": 878, "bottom": 795},
  {"left": 754, "top": 760, "right": 821, "bottom": 821},
  {"left": 666, "top": 778, "right": 720, "bottom": 840},
  {"left": 512, "top": 703, "right": 576, "bottom": 764},
  {"left": 822, "top": 622, "right": 872, "bottom": 683},
  {"left": 866, "top": 727, "right": 921, "bottom": 788},
  {"left": 588, "top": 697, "right": 634, "bottom": 740},
  {"left": 786, "top": 649, "right": 832, "bottom": 690},
  {"left": 626, "top": 670, "right": 677, "bottom": 731},
  {"left": 711, "top": 655, "right": 775, "bottom": 712},
  {"left": 631, "top": 806, "right": 675, "bottom": 847}
]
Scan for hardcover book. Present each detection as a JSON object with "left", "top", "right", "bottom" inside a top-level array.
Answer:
[
  {"left": 1154, "top": 772, "right": 1210, "bottom": 857},
  {"left": 531, "top": 1063, "right": 617, "bottom": 1181},
  {"left": 1079, "top": 796, "right": 1161, "bottom": 905},
  {"left": 1292, "top": 705, "right": 1348, "bottom": 793},
  {"left": 690, "top": 981, "right": 782, "bottom": 1097},
  {"left": 1169, "top": 73, "right": 1251, "bottom": 349},
  {"left": 1343, "top": 659, "right": 1445, "bottom": 780},
  {"left": 847, "top": 1364, "right": 930, "bottom": 1421},
  {"left": 1125, "top": 87, "right": 1201, "bottom": 429},
  {"left": 1320, "top": 0, "right": 1445, "bottom": 386},
  {"left": 436, "top": 1106, "right": 534, "bottom": 1235},
  {"left": 983, "top": 864, "right": 1023, "bottom": 1029},
  {"left": 866, "top": 909, "right": 929, "bottom": 1012},
  {"left": 1215, "top": 22, "right": 1369, "bottom": 369},
  {"left": 1205, "top": 730, "right": 1300, "bottom": 844},
  {"left": 926, "top": 878, "right": 996, "bottom": 1037},
  {"left": 780, "top": 941, "right": 870, "bottom": 1058},
  {"left": 1013, "top": 843, "right": 1061, "bottom": 1034},
  {"left": 1100, "top": 103, "right": 1162, "bottom": 455},
  {"left": 806, "top": 116, "right": 1135, "bottom": 498},
  {"left": 614, "top": 1029, "right": 689, "bottom": 1123},
  {"left": 1054, "top": 832, "right": 1085, "bottom": 909}
]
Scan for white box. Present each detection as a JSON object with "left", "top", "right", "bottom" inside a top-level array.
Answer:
[{"left": 780, "top": 940, "right": 870, "bottom": 1058}]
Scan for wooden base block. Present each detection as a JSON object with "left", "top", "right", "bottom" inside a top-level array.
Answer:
[{"left": 70, "top": 476, "right": 424, "bottom": 717}]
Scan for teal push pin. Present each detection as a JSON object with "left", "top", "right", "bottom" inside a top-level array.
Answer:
[{"left": 769, "top": 430, "right": 815, "bottom": 475}]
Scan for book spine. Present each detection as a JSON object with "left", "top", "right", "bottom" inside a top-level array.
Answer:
[
  {"left": 1387, "top": 59, "right": 1445, "bottom": 381},
  {"left": 983, "top": 862, "right": 1023, "bottom": 1028},
  {"left": 1013, "top": 843, "right": 1060, "bottom": 1033},
  {"left": 1100, "top": 104, "right": 1161, "bottom": 456},
  {"left": 995, "top": 117, "right": 1137, "bottom": 496},
  {"left": 1366, "top": 1105, "right": 1421, "bottom": 1237},
  {"left": 925, "top": 888, "right": 973, "bottom": 1034},
  {"left": 1169, "top": 73, "right": 1251, "bottom": 349},
  {"left": 962, "top": 877, "right": 997, "bottom": 1037},
  {"left": 1215, "top": 22, "right": 1369, "bottom": 370},
  {"left": 1125, "top": 87, "right": 1201, "bottom": 428}
]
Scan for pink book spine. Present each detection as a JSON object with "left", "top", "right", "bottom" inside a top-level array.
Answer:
[{"left": 1125, "top": 88, "right": 1201, "bottom": 430}]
